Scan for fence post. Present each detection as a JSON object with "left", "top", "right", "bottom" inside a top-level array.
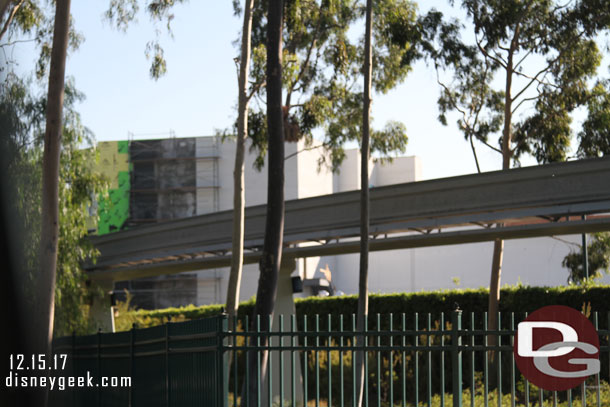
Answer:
[
  {"left": 451, "top": 310, "right": 463, "bottom": 407},
  {"left": 129, "top": 323, "right": 135, "bottom": 407},
  {"left": 97, "top": 328, "right": 101, "bottom": 407},
  {"left": 217, "top": 314, "right": 229, "bottom": 407},
  {"left": 165, "top": 322, "right": 170, "bottom": 407}
]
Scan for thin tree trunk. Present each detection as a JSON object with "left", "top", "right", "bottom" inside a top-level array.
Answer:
[
  {"left": 246, "top": 0, "right": 284, "bottom": 404},
  {"left": 356, "top": 1, "right": 373, "bottom": 405},
  {"left": 487, "top": 28, "right": 517, "bottom": 388},
  {"left": 226, "top": 0, "right": 254, "bottom": 327},
  {"left": 36, "top": 0, "right": 71, "bottom": 405}
]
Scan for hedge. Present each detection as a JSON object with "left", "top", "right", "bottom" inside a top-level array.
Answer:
[{"left": 114, "top": 284, "right": 610, "bottom": 331}]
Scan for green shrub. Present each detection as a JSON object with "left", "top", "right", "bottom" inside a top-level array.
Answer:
[{"left": 115, "top": 284, "right": 610, "bottom": 331}]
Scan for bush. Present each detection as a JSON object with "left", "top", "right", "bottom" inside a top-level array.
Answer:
[{"left": 115, "top": 284, "right": 610, "bottom": 331}]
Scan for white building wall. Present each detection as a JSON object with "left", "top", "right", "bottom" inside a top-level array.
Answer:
[{"left": 189, "top": 136, "right": 605, "bottom": 306}]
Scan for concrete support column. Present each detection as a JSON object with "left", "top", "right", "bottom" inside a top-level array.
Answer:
[
  {"left": 265, "top": 257, "right": 304, "bottom": 405},
  {"left": 89, "top": 279, "right": 115, "bottom": 333}
]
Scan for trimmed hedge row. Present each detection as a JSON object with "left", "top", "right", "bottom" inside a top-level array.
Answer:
[{"left": 115, "top": 284, "right": 610, "bottom": 331}]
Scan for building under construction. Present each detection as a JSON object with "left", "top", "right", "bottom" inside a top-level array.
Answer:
[{"left": 94, "top": 136, "right": 221, "bottom": 308}]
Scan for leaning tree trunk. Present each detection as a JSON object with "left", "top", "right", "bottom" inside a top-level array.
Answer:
[
  {"left": 246, "top": 0, "right": 284, "bottom": 405},
  {"left": 356, "top": 0, "right": 373, "bottom": 406},
  {"left": 226, "top": 0, "right": 255, "bottom": 328},
  {"left": 36, "top": 0, "right": 71, "bottom": 405}
]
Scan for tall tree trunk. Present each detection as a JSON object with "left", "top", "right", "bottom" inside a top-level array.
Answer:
[
  {"left": 36, "top": 0, "right": 71, "bottom": 405},
  {"left": 487, "top": 29, "right": 516, "bottom": 388},
  {"left": 356, "top": 1, "right": 373, "bottom": 405},
  {"left": 226, "top": 0, "right": 255, "bottom": 327},
  {"left": 247, "top": 0, "right": 284, "bottom": 404}
]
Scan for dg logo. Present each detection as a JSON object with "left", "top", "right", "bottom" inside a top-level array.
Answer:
[{"left": 514, "top": 305, "right": 600, "bottom": 391}]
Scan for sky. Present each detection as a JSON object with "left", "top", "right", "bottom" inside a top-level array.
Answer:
[{"left": 9, "top": 1, "right": 603, "bottom": 181}]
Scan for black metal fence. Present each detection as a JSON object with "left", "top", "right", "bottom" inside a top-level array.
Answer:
[{"left": 50, "top": 311, "right": 610, "bottom": 407}]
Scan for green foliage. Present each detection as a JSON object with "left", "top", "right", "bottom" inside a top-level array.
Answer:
[
  {"left": 563, "top": 233, "right": 610, "bottom": 284},
  {"left": 430, "top": 0, "right": 609, "bottom": 167},
  {"left": 233, "top": 0, "right": 417, "bottom": 172},
  {"left": 115, "top": 284, "right": 610, "bottom": 330},
  {"left": 1, "top": 72, "right": 107, "bottom": 337},
  {"left": 0, "top": 0, "right": 83, "bottom": 80},
  {"left": 578, "top": 80, "right": 610, "bottom": 157},
  {"left": 105, "top": 0, "right": 189, "bottom": 80}
]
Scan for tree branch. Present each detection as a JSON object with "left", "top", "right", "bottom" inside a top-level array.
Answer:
[
  {"left": 469, "top": 134, "right": 482, "bottom": 173},
  {"left": 511, "top": 94, "right": 540, "bottom": 114},
  {"left": 476, "top": 36, "right": 507, "bottom": 69},
  {"left": 284, "top": 142, "right": 327, "bottom": 161},
  {"left": 247, "top": 79, "right": 266, "bottom": 101},
  {"left": 0, "top": 0, "right": 25, "bottom": 42}
]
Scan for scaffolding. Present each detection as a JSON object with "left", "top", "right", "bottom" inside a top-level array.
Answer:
[{"left": 126, "top": 134, "right": 220, "bottom": 224}]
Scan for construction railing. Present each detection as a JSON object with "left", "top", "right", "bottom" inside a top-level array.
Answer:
[{"left": 51, "top": 311, "right": 610, "bottom": 407}]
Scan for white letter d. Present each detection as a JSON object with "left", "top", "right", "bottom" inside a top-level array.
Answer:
[{"left": 518, "top": 321, "right": 577, "bottom": 357}]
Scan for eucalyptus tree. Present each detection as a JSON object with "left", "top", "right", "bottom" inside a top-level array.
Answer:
[
  {"left": 357, "top": 2, "right": 373, "bottom": 405},
  {"left": 37, "top": 0, "right": 72, "bottom": 367},
  {"left": 240, "top": 0, "right": 417, "bottom": 171},
  {"left": 226, "top": 0, "right": 255, "bottom": 329},
  {"left": 2, "top": 0, "right": 105, "bottom": 346},
  {"left": 431, "top": 0, "right": 610, "bottom": 369},
  {"left": 244, "top": 2, "right": 285, "bottom": 404}
]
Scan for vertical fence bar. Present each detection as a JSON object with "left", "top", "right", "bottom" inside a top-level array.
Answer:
[
  {"left": 315, "top": 314, "right": 320, "bottom": 407},
  {"left": 483, "top": 313, "right": 488, "bottom": 407},
  {"left": 165, "top": 322, "right": 170, "bottom": 407},
  {"left": 268, "top": 315, "right": 272, "bottom": 407},
  {"left": 470, "top": 313, "right": 475, "bottom": 407},
  {"left": 607, "top": 312, "right": 610, "bottom": 402},
  {"left": 218, "top": 315, "right": 228, "bottom": 407},
  {"left": 245, "top": 315, "right": 250, "bottom": 407},
  {"left": 451, "top": 310, "right": 463, "bottom": 407},
  {"left": 389, "top": 314, "right": 394, "bottom": 407},
  {"left": 304, "top": 315, "right": 308, "bottom": 407},
  {"left": 340, "top": 315, "right": 344, "bottom": 407},
  {"left": 328, "top": 314, "right": 332, "bottom": 407},
  {"left": 524, "top": 312, "right": 529, "bottom": 407},
  {"left": 510, "top": 313, "right": 515, "bottom": 407},
  {"left": 72, "top": 332, "right": 76, "bottom": 407},
  {"left": 291, "top": 315, "right": 296, "bottom": 407},
  {"left": 377, "top": 314, "right": 381, "bottom": 407},
  {"left": 97, "top": 328, "right": 101, "bottom": 407},
  {"left": 414, "top": 313, "right": 418, "bottom": 407},
  {"left": 233, "top": 317, "right": 238, "bottom": 407},
  {"left": 129, "top": 324, "right": 135, "bottom": 407},
  {"left": 427, "top": 313, "right": 432, "bottom": 407},
  {"left": 402, "top": 313, "right": 407, "bottom": 407},
  {"left": 352, "top": 314, "right": 356, "bottom": 407},
  {"left": 594, "top": 312, "right": 600, "bottom": 407},
  {"left": 496, "top": 312, "right": 502, "bottom": 407},
  {"left": 365, "top": 314, "right": 369, "bottom": 406},
  {"left": 257, "top": 315, "right": 261, "bottom": 407},
  {"left": 441, "top": 312, "right": 445, "bottom": 407},
  {"left": 280, "top": 315, "right": 284, "bottom": 407}
]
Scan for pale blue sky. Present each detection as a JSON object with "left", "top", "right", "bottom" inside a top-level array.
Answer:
[{"left": 13, "top": 1, "right": 601, "bottom": 180}]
